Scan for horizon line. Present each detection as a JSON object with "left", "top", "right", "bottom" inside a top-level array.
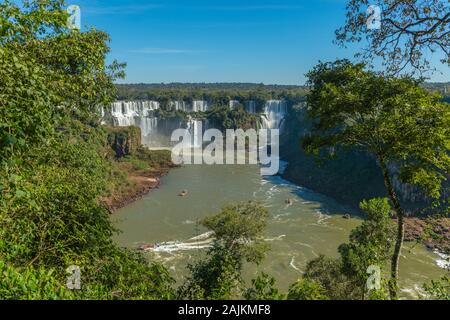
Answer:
[{"left": 114, "top": 81, "right": 450, "bottom": 86}]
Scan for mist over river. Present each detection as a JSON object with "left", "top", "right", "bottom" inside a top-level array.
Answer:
[{"left": 111, "top": 162, "right": 446, "bottom": 299}]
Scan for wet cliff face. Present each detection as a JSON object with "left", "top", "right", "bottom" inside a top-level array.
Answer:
[
  {"left": 280, "top": 105, "right": 388, "bottom": 208},
  {"left": 280, "top": 105, "right": 446, "bottom": 211},
  {"left": 106, "top": 126, "right": 142, "bottom": 158}
]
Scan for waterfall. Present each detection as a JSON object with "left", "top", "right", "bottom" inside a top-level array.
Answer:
[
  {"left": 187, "top": 118, "right": 203, "bottom": 148},
  {"left": 106, "top": 99, "right": 288, "bottom": 148},
  {"left": 107, "top": 100, "right": 209, "bottom": 148},
  {"left": 99, "top": 106, "right": 106, "bottom": 125},
  {"left": 229, "top": 100, "right": 240, "bottom": 109},
  {"left": 110, "top": 100, "right": 160, "bottom": 146},
  {"left": 170, "top": 101, "right": 188, "bottom": 112},
  {"left": 246, "top": 101, "right": 256, "bottom": 113},
  {"left": 259, "top": 100, "right": 287, "bottom": 176},
  {"left": 111, "top": 100, "right": 159, "bottom": 125},
  {"left": 192, "top": 100, "right": 208, "bottom": 112},
  {"left": 261, "top": 100, "right": 287, "bottom": 130}
]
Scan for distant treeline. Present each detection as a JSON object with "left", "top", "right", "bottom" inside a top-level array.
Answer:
[
  {"left": 115, "top": 83, "right": 309, "bottom": 107},
  {"left": 115, "top": 82, "right": 450, "bottom": 104},
  {"left": 117, "top": 82, "right": 306, "bottom": 91}
]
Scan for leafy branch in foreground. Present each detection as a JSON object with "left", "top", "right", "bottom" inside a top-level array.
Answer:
[
  {"left": 0, "top": 0, "right": 173, "bottom": 300},
  {"left": 336, "top": 0, "right": 449, "bottom": 76}
]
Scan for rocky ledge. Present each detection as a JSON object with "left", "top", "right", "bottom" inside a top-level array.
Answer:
[{"left": 403, "top": 217, "right": 450, "bottom": 253}]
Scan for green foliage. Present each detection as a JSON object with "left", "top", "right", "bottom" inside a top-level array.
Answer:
[
  {"left": 28, "top": 30, "right": 125, "bottom": 124},
  {"left": 1, "top": 137, "right": 110, "bottom": 266},
  {"left": 154, "top": 105, "right": 260, "bottom": 131},
  {"left": 204, "top": 105, "right": 260, "bottom": 130},
  {"left": 178, "top": 202, "right": 269, "bottom": 300},
  {"left": 106, "top": 126, "right": 142, "bottom": 158},
  {"left": 423, "top": 276, "right": 450, "bottom": 300},
  {"left": 0, "top": 261, "right": 73, "bottom": 300},
  {"left": 244, "top": 273, "right": 285, "bottom": 300},
  {"left": 0, "top": 41, "right": 55, "bottom": 162},
  {"left": 76, "top": 248, "right": 175, "bottom": 300},
  {"left": 338, "top": 198, "right": 395, "bottom": 299},
  {"left": 0, "top": 0, "right": 174, "bottom": 300},
  {"left": 287, "top": 279, "right": 328, "bottom": 300},
  {"left": 304, "top": 60, "right": 450, "bottom": 201},
  {"left": 134, "top": 147, "right": 172, "bottom": 167},
  {"left": 298, "top": 198, "right": 395, "bottom": 300},
  {"left": 153, "top": 108, "right": 189, "bottom": 121},
  {"left": 302, "top": 255, "right": 356, "bottom": 300},
  {"left": 115, "top": 83, "right": 308, "bottom": 109},
  {"left": 303, "top": 60, "right": 450, "bottom": 298}
]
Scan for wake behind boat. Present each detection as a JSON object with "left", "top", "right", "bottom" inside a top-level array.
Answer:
[{"left": 139, "top": 232, "right": 215, "bottom": 253}]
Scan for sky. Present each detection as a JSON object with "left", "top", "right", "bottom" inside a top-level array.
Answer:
[{"left": 73, "top": 0, "right": 449, "bottom": 85}]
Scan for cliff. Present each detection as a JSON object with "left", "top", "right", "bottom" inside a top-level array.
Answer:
[
  {"left": 106, "top": 125, "right": 142, "bottom": 158},
  {"left": 280, "top": 105, "right": 431, "bottom": 210},
  {"left": 101, "top": 125, "right": 175, "bottom": 212},
  {"left": 280, "top": 105, "right": 387, "bottom": 208}
]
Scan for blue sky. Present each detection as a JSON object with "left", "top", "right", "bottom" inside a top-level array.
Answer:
[{"left": 73, "top": 0, "right": 449, "bottom": 84}]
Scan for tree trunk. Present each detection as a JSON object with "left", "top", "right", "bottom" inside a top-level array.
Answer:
[{"left": 379, "top": 158, "right": 405, "bottom": 300}]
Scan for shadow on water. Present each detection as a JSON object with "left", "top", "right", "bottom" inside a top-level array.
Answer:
[{"left": 263, "top": 173, "right": 362, "bottom": 219}]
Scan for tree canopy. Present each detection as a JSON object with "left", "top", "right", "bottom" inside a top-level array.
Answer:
[
  {"left": 178, "top": 201, "right": 269, "bottom": 300},
  {"left": 303, "top": 59, "right": 450, "bottom": 298},
  {"left": 0, "top": 0, "right": 173, "bottom": 300},
  {"left": 336, "top": 0, "right": 449, "bottom": 76}
]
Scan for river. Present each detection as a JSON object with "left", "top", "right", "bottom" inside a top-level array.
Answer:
[{"left": 111, "top": 162, "right": 446, "bottom": 299}]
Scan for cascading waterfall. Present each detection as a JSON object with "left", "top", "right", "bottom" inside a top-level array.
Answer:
[
  {"left": 107, "top": 100, "right": 210, "bottom": 148},
  {"left": 187, "top": 118, "right": 203, "bottom": 148},
  {"left": 229, "top": 100, "right": 240, "bottom": 109},
  {"left": 261, "top": 100, "right": 287, "bottom": 130},
  {"left": 106, "top": 99, "right": 288, "bottom": 148},
  {"left": 99, "top": 106, "right": 106, "bottom": 125},
  {"left": 111, "top": 101, "right": 159, "bottom": 126},
  {"left": 246, "top": 100, "right": 256, "bottom": 113},
  {"left": 166, "top": 100, "right": 206, "bottom": 148},
  {"left": 192, "top": 100, "right": 209, "bottom": 112},
  {"left": 170, "top": 101, "right": 188, "bottom": 112},
  {"left": 259, "top": 100, "right": 287, "bottom": 172},
  {"left": 110, "top": 100, "right": 160, "bottom": 146}
]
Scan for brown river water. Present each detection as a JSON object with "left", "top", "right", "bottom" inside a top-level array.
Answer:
[{"left": 112, "top": 162, "right": 447, "bottom": 299}]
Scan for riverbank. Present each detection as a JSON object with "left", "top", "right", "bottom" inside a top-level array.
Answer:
[
  {"left": 404, "top": 217, "right": 450, "bottom": 253},
  {"left": 101, "top": 139, "right": 176, "bottom": 213},
  {"left": 99, "top": 126, "right": 176, "bottom": 213},
  {"left": 101, "top": 161, "right": 174, "bottom": 213}
]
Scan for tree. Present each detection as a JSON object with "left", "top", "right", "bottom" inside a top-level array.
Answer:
[
  {"left": 339, "top": 198, "right": 395, "bottom": 299},
  {"left": 302, "top": 255, "right": 357, "bottom": 300},
  {"left": 423, "top": 276, "right": 450, "bottom": 300},
  {"left": 287, "top": 279, "right": 328, "bottom": 300},
  {"left": 244, "top": 273, "right": 285, "bottom": 300},
  {"left": 178, "top": 201, "right": 269, "bottom": 300},
  {"left": 297, "top": 199, "right": 396, "bottom": 300},
  {"left": 205, "top": 105, "right": 259, "bottom": 131},
  {"left": 303, "top": 60, "right": 450, "bottom": 298},
  {"left": 0, "top": 0, "right": 174, "bottom": 300},
  {"left": 336, "top": 0, "right": 449, "bottom": 76}
]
